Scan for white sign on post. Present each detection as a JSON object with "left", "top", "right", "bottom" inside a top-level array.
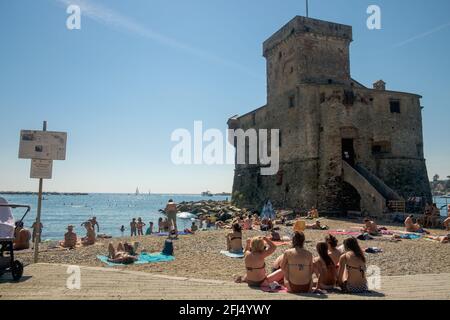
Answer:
[
  {"left": 19, "top": 130, "right": 67, "bottom": 160},
  {"left": 30, "top": 159, "right": 53, "bottom": 179}
]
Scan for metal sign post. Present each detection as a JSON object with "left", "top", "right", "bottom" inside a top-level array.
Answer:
[{"left": 33, "top": 121, "right": 46, "bottom": 263}]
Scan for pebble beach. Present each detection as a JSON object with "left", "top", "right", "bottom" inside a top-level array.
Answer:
[{"left": 15, "top": 218, "right": 450, "bottom": 282}]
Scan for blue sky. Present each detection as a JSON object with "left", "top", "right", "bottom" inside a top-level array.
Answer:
[{"left": 0, "top": 0, "right": 449, "bottom": 193}]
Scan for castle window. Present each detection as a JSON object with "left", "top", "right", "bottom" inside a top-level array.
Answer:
[
  {"left": 372, "top": 141, "right": 391, "bottom": 155},
  {"left": 343, "top": 90, "right": 355, "bottom": 106},
  {"left": 289, "top": 95, "right": 295, "bottom": 108},
  {"left": 390, "top": 100, "right": 401, "bottom": 113}
]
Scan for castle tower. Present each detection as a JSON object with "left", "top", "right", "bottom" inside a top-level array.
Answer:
[{"left": 229, "top": 16, "right": 432, "bottom": 215}]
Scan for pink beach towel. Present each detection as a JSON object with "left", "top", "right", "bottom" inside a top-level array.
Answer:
[{"left": 328, "top": 230, "right": 360, "bottom": 236}]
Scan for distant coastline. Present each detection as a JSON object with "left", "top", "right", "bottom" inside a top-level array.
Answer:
[{"left": 0, "top": 191, "right": 89, "bottom": 196}]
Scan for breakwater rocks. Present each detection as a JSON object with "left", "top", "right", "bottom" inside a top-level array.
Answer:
[{"left": 160, "top": 200, "right": 246, "bottom": 221}]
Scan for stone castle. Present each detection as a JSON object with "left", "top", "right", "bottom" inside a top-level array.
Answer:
[{"left": 228, "top": 16, "right": 432, "bottom": 216}]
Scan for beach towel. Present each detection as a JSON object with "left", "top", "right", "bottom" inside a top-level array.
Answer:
[
  {"left": 220, "top": 250, "right": 244, "bottom": 258},
  {"left": 365, "top": 247, "right": 383, "bottom": 254},
  {"left": 154, "top": 231, "right": 190, "bottom": 237},
  {"left": 97, "top": 252, "right": 175, "bottom": 267},
  {"left": 328, "top": 230, "right": 360, "bottom": 236},
  {"left": 399, "top": 233, "right": 421, "bottom": 240}
]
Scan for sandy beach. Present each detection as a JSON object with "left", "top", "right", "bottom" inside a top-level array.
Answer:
[{"left": 14, "top": 218, "right": 450, "bottom": 282}]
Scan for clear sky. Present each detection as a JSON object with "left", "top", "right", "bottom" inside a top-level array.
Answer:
[{"left": 0, "top": 0, "right": 449, "bottom": 194}]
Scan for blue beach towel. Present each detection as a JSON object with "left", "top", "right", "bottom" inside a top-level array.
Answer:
[
  {"left": 220, "top": 250, "right": 244, "bottom": 259},
  {"left": 400, "top": 233, "right": 421, "bottom": 240},
  {"left": 97, "top": 252, "right": 175, "bottom": 267}
]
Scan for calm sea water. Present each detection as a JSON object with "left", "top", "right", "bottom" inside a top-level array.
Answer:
[{"left": 0, "top": 193, "right": 229, "bottom": 241}]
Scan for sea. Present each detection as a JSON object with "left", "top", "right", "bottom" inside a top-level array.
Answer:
[
  {"left": 1, "top": 193, "right": 448, "bottom": 241},
  {"left": 0, "top": 193, "right": 229, "bottom": 241}
]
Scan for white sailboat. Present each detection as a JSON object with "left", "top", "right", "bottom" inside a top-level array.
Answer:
[{"left": 135, "top": 187, "right": 140, "bottom": 196}]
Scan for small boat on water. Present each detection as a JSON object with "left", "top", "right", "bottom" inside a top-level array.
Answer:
[
  {"left": 201, "top": 191, "right": 213, "bottom": 197},
  {"left": 135, "top": 187, "right": 140, "bottom": 196}
]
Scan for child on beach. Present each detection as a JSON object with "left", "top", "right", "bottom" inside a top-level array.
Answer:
[
  {"left": 146, "top": 222, "right": 154, "bottom": 235},
  {"left": 137, "top": 217, "right": 146, "bottom": 236},
  {"left": 130, "top": 218, "right": 137, "bottom": 237}
]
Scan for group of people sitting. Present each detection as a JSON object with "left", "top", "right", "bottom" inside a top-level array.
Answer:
[
  {"left": 59, "top": 216, "right": 100, "bottom": 249},
  {"left": 233, "top": 230, "right": 369, "bottom": 294}
]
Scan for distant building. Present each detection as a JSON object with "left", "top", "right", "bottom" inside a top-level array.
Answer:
[{"left": 228, "top": 16, "right": 431, "bottom": 216}]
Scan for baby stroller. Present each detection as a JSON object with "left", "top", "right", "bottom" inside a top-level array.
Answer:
[{"left": 0, "top": 197, "right": 31, "bottom": 281}]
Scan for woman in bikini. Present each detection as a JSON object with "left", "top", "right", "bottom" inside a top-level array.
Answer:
[
  {"left": 313, "top": 242, "right": 337, "bottom": 290},
  {"left": 107, "top": 242, "right": 139, "bottom": 264},
  {"left": 279, "top": 232, "right": 314, "bottom": 293},
  {"left": 226, "top": 223, "right": 243, "bottom": 253},
  {"left": 236, "top": 236, "right": 283, "bottom": 287},
  {"left": 337, "top": 237, "right": 368, "bottom": 293},
  {"left": 325, "top": 234, "right": 341, "bottom": 265}
]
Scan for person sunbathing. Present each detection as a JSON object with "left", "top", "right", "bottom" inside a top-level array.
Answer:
[
  {"left": 60, "top": 225, "right": 77, "bottom": 249},
  {"left": 307, "top": 207, "right": 319, "bottom": 219},
  {"left": 243, "top": 215, "right": 253, "bottom": 230},
  {"left": 363, "top": 218, "right": 379, "bottom": 236},
  {"left": 313, "top": 242, "right": 337, "bottom": 290},
  {"left": 279, "top": 232, "right": 313, "bottom": 293},
  {"left": 81, "top": 221, "right": 96, "bottom": 246},
  {"left": 337, "top": 237, "right": 368, "bottom": 293},
  {"left": 444, "top": 213, "right": 450, "bottom": 231},
  {"left": 13, "top": 222, "right": 31, "bottom": 250},
  {"left": 306, "top": 220, "right": 323, "bottom": 230},
  {"left": 107, "top": 242, "right": 139, "bottom": 264},
  {"left": 235, "top": 236, "right": 282, "bottom": 287},
  {"left": 425, "top": 234, "right": 449, "bottom": 244},
  {"left": 325, "top": 234, "right": 341, "bottom": 265},
  {"left": 405, "top": 215, "right": 429, "bottom": 234},
  {"left": 226, "top": 223, "right": 243, "bottom": 253}
]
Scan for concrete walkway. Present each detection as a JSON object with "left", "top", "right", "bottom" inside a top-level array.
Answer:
[{"left": 1, "top": 263, "right": 449, "bottom": 300}]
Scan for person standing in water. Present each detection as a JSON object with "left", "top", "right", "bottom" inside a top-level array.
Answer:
[
  {"left": 165, "top": 199, "right": 178, "bottom": 234},
  {"left": 130, "top": 218, "right": 137, "bottom": 237},
  {"left": 120, "top": 225, "right": 125, "bottom": 237},
  {"left": 137, "top": 217, "right": 146, "bottom": 236}
]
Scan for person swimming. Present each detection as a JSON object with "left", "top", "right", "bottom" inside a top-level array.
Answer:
[
  {"left": 226, "top": 223, "right": 243, "bottom": 254},
  {"left": 279, "top": 232, "right": 313, "bottom": 293},
  {"left": 235, "top": 236, "right": 283, "bottom": 287},
  {"left": 337, "top": 237, "right": 368, "bottom": 293},
  {"left": 313, "top": 242, "right": 337, "bottom": 290}
]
